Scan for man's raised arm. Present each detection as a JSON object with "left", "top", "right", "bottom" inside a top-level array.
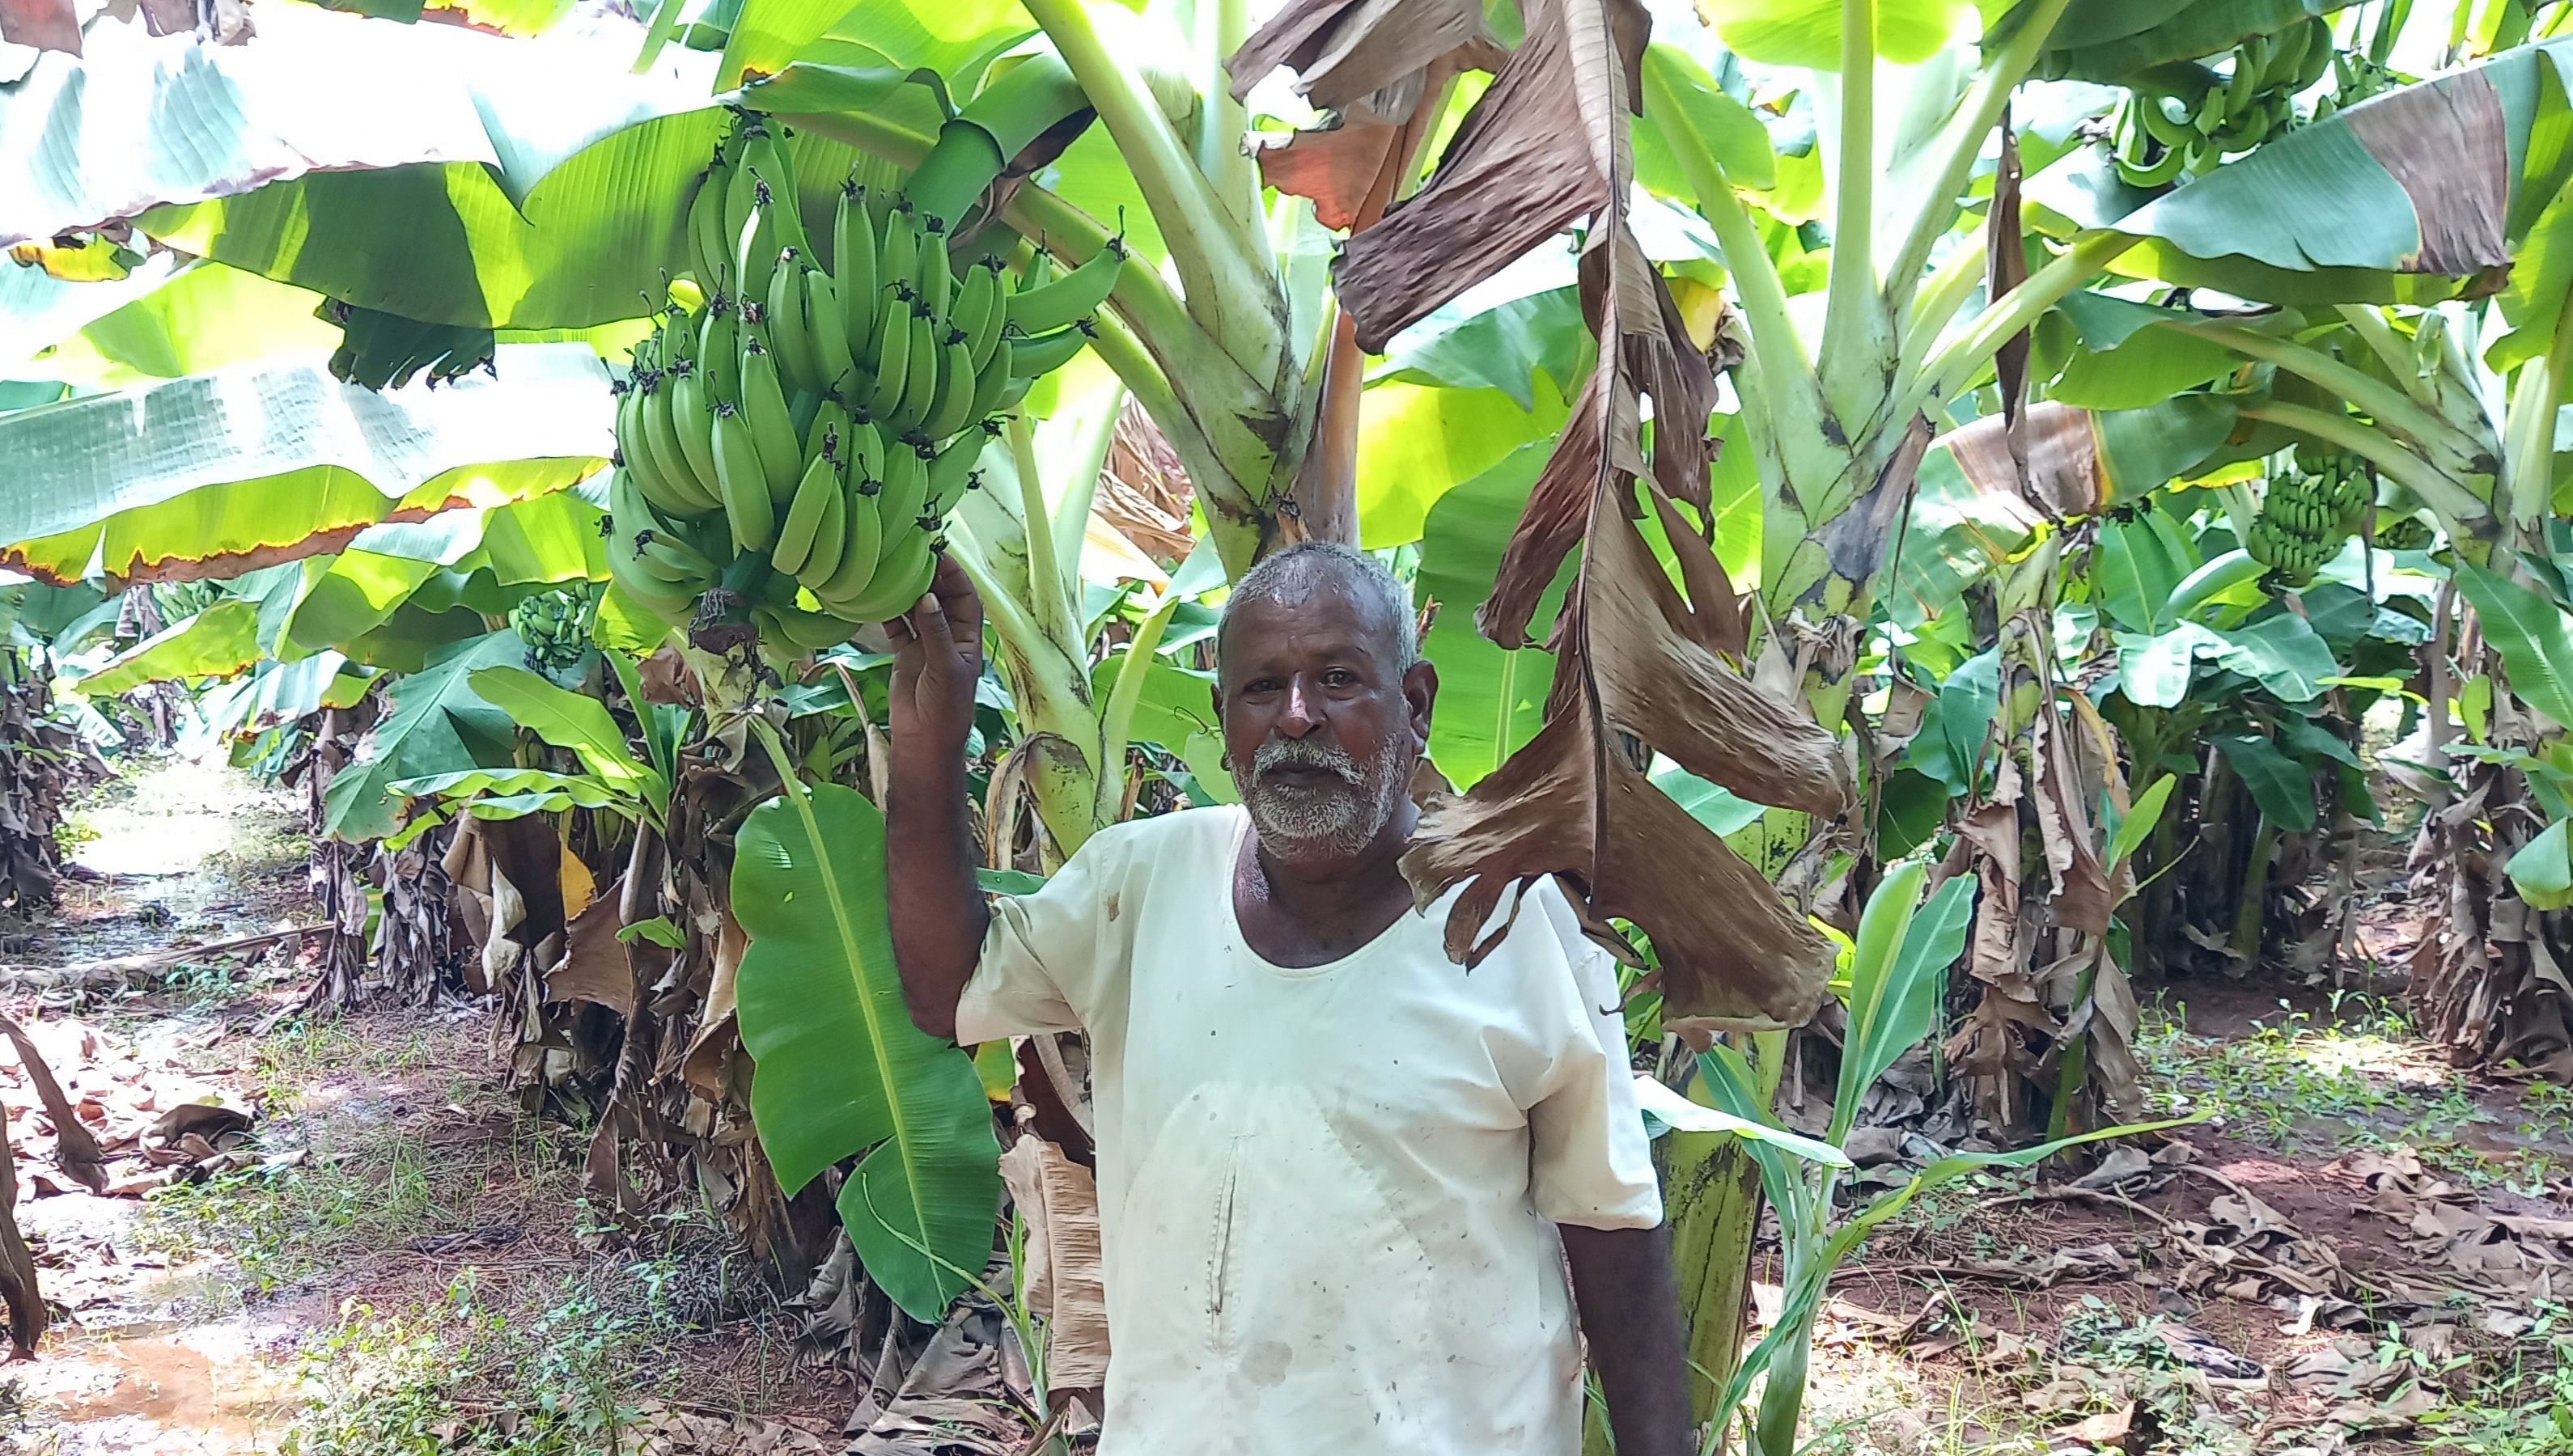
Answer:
[{"left": 882, "top": 555, "right": 990, "bottom": 1042}]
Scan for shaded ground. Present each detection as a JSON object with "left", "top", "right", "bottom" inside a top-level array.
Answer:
[{"left": 5, "top": 758, "right": 847, "bottom": 1454}]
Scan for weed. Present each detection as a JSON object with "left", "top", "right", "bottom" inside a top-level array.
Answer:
[
  {"left": 2418, "top": 1304, "right": 2573, "bottom": 1456},
  {"left": 2137, "top": 994, "right": 2570, "bottom": 1191}
]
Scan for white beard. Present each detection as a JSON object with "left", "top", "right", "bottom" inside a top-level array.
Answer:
[{"left": 1234, "top": 723, "right": 1414, "bottom": 861}]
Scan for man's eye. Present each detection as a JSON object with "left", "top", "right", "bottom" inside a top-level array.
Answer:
[{"left": 1323, "top": 669, "right": 1356, "bottom": 688}]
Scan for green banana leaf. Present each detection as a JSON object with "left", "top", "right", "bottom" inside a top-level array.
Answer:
[
  {"left": 1889, "top": 396, "right": 2236, "bottom": 628},
  {"left": 1088, "top": 656, "right": 1217, "bottom": 756},
  {"left": 1833, "top": 869, "right": 1975, "bottom": 1143},
  {"left": 733, "top": 781, "right": 1000, "bottom": 1322},
  {"left": 2028, "top": 37, "right": 2573, "bottom": 303},
  {"left": 321, "top": 630, "right": 530, "bottom": 840},
  {"left": 195, "top": 653, "right": 370, "bottom": 743},
  {"left": 2457, "top": 561, "right": 2573, "bottom": 730},
  {"left": 2211, "top": 730, "right": 2316, "bottom": 831},
  {"left": 2506, "top": 819, "right": 2573, "bottom": 909},
  {"left": 381, "top": 767, "right": 632, "bottom": 850},
  {"left": 1357, "top": 378, "right": 1575, "bottom": 550},
  {"left": 282, "top": 491, "right": 609, "bottom": 654},
  {"left": 71, "top": 600, "right": 263, "bottom": 696},
  {"left": 0, "top": 249, "right": 185, "bottom": 370},
  {"left": 468, "top": 665, "right": 667, "bottom": 805},
  {"left": 36, "top": 261, "right": 341, "bottom": 387},
  {"left": 0, "top": 345, "right": 610, "bottom": 586},
  {"left": 721, "top": 0, "right": 1028, "bottom": 91},
  {"left": 1696, "top": 0, "right": 1979, "bottom": 69},
  {"left": 8, "top": 6, "right": 720, "bottom": 328},
  {"left": 1414, "top": 444, "right": 1558, "bottom": 792}
]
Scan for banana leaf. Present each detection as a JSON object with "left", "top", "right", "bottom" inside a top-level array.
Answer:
[
  {"left": 72, "top": 600, "right": 262, "bottom": 696},
  {"left": 733, "top": 781, "right": 999, "bottom": 1322},
  {"left": 320, "top": 630, "right": 530, "bottom": 840},
  {"left": 2028, "top": 37, "right": 2573, "bottom": 303},
  {"left": 0, "top": 345, "right": 609, "bottom": 586}
]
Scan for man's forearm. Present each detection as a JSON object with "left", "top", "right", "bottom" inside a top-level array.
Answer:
[
  {"left": 1561, "top": 1223, "right": 1692, "bottom": 1456},
  {"left": 885, "top": 742, "right": 989, "bottom": 1041}
]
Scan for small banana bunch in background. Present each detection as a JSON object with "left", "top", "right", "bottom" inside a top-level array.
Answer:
[
  {"left": 511, "top": 584, "right": 599, "bottom": 673},
  {"left": 2247, "top": 446, "right": 2372, "bottom": 588},
  {"left": 2107, "top": 15, "right": 2334, "bottom": 188},
  {"left": 606, "top": 112, "right": 1121, "bottom": 658}
]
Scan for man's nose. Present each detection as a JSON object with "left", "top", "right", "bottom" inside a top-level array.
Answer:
[{"left": 1277, "top": 676, "right": 1322, "bottom": 737}]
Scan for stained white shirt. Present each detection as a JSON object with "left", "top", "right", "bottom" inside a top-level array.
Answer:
[{"left": 956, "top": 806, "right": 1661, "bottom": 1455}]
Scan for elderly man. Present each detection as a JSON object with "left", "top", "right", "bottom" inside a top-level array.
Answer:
[{"left": 884, "top": 542, "right": 1688, "bottom": 1455}]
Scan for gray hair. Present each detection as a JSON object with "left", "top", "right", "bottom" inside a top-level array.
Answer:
[{"left": 1218, "top": 541, "right": 1419, "bottom": 671}]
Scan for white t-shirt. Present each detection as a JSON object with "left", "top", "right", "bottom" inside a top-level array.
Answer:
[{"left": 956, "top": 806, "right": 1662, "bottom": 1455}]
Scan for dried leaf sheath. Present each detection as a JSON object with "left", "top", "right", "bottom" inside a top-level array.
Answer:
[{"left": 1359, "top": 0, "right": 1846, "bottom": 1025}]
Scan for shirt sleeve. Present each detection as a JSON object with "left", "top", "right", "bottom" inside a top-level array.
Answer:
[
  {"left": 1524, "top": 938, "right": 1664, "bottom": 1231},
  {"left": 952, "top": 828, "right": 1122, "bottom": 1043}
]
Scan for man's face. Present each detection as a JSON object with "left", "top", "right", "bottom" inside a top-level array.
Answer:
[{"left": 1212, "top": 570, "right": 1434, "bottom": 868}]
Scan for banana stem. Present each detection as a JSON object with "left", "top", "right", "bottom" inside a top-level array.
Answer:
[
  {"left": 1190, "top": 0, "right": 1264, "bottom": 240},
  {"left": 1899, "top": 235, "right": 1986, "bottom": 383},
  {"left": 2236, "top": 399, "right": 2497, "bottom": 544},
  {"left": 1642, "top": 49, "right": 1819, "bottom": 421},
  {"left": 1905, "top": 231, "right": 2138, "bottom": 418},
  {"left": 1021, "top": 0, "right": 1284, "bottom": 385},
  {"left": 2498, "top": 281, "right": 2573, "bottom": 537},
  {"left": 1053, "top": 381, "right": 1125, "bottom": 595},
  {"left": 1096, "top": 594, "right": 1181, "bottom": 825},
  {"left": 1818, "top": 0, "right": 1886, "bottom": 418},
  {"left": 1007, "top": 413, "right": 1071, "bottom": 650},
  {"left": 2333, "top": 303, "right": 2415, "bottom": 383},
  {"left": 2174, "top": 317, "right": 2490, "bottom": 478},
  {"left": 1883, "top": 0, "right": 2073, "bottom": 300}
]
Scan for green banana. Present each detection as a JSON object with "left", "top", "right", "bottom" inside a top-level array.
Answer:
[
  {"left": 738, "top": 338, "right": 803, "bottom": 498},
  {"left": 767, "top": 251, "right": 816, "bottom": 393},
  {"left": 1009, "top": 323, "right": 1091, "bottom": 378},
  {"left": 893, "top": 308, "right": 940, "bottom": 433},
  {"left": 836, "top": 182, "right": 879, "bottom": 356},
  {"left": 835, "top": 527, "right": 938, "bottom": 624},
  {"left": 831, "top": 478, "right": 884, "bottom": 600},
  {"left": 919, "top": 332, "right": 980, "bottom": 442},
  {"left": 1007, "top": 241, "right": 1124, "bottom": 336},
  {"left": 878, "top": 205, "right": 919, "bottom": 311},
  {"left": 966, "top": 340, "right": 1014, "bottom": 423},
  {"left": 774, "top": 451, "right": 838, "bottom": 577},
  {"left": 800, "top": 477, "right": 848, "bottom": 590},
  {"left": 698, "top": 298, "right": 742, "bottom": 403},
  {"left": 689, "top": 155, "right": 731, "bottom": 293},
  {"left": 736, "top": 182, "right": 781, "bottom": 310},
  {"left": 667, "top": 362, "right": 722, "bottom": 497},
  {"left": 922, "top": 425, "right": 989, "bottom": 520},
  {"left": 863, "top": 300, "right": 913, "bottom": 421},
  {"left": 641, "top": 375, "right": 720, "bottom": 514},
  {"left": 711, "top": 402, "right": 778, "bottom": 551},
  {"left": 874, "top": 439, "right": 930, "bottom": 539},
  {"left": 805, "top": 268, "right": 856, "bottom": 396},
  {"left": 806, "top": 398, "right": 853, "bottom": 464},
  {"left": 741, "top": 128, "right": 808, "bottom": 256},
  {"left": 918, "top": 219, "right": 952, "bottom": 321},
  {"left": 847, "top": 417, "right": 889, "bottom": 484}
]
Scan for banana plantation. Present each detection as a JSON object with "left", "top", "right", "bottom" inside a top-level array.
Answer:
[{"left": 5, "top": 0, "right": 2573, "bottom": 1450}]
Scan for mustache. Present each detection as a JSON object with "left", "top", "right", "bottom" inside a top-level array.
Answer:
[{"left": 1251, "top": 736, "right": 1360, "bottom": 784}]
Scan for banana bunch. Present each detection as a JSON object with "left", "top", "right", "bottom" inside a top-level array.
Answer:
[
  {"left": 2108, "top": 16, "right": 2334, "bottom": 188},
  {"left": 2247, "top": 447, "right": 2372, "bottom": 587},
  {"left": 511, "top": 584, "right": 598, "bottom": 672},
  {"left": 606, "top": 113, "right": 1121, "bottom": 658},
  {"left": 2373, "top": 512, "right": 2437, "bottom": 552}
]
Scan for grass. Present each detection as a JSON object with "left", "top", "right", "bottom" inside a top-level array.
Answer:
[
  {"left": 134, "top": 1006, "right": 796, "bottom": 1454},
  {"left": 2137, "top": 989, "right": 2573, "bottom": 1193}
]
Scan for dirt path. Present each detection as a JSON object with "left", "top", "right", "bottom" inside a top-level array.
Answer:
[{"left": 0, "top": 759, "right": 846, "bottom": 1455}]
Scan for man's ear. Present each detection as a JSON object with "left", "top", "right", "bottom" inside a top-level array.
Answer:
[{"left": 1403, "top": 659, "right": 1439, "bottom": 747}]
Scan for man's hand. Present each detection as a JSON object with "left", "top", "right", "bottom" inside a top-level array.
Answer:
[
  {"left": 880, "top": 552, "right": 992, "bottom": 1042},
  {"left": 884, "top": 553, "right": 983, "bottom": 752}
]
